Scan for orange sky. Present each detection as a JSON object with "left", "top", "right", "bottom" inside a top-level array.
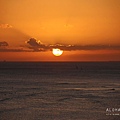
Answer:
[{"left": 0, "top": 0, "right": 120, "bottom": 61}]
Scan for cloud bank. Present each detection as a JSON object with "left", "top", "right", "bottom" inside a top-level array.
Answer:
[
  {"left": 26, "top": 38, "right": 120, "bottom": 52},
  {"left": 0, "top": 38, "right": 120, "bottom": 52}
]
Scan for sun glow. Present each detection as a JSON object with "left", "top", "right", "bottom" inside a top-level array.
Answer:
[{"left": 52, "top": 48, "right": 63, "bottom": 56}]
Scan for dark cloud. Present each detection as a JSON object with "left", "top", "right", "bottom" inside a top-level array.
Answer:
[
  {"left": 0, "top": 41, "right": 9, "bottom": 47},
  {"left": 26, "top": 38, "right": 120, "bottom": 52},
  {"left": 0, "top": 41, "right": 31, "bottom": 52},
  {"left": 27, "top": 38, "right": 40, "bottom": 47},
  {"left": 55, "top": 44, "right": 120, "bottom": 51},
  {"left": 0, "top": 38, "right": 120, "bottom": 52},
  {"left": 0, "top": 48, "right": 32, "bottom": 52},
  {"left": 26, "top": 38, "right": 49, "bottom": 51}
]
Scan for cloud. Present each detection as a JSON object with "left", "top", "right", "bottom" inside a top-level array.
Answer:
[
  {"left": 0, "top": 41, "right": 9, "bottom": 47},
  {"left": 0, "top": 41, "right": 31, "bottom": 52},
  {"left": 0, "top": 47, "right": 32, "bottom": 52},
  {"left": 0, "top": 24, "right": 13, "bottom": 29},
  {"left": 55, "top": 44, "right": 120, "bottom": 51},
  {"left": 26, "top": 38, "right": 120, "bottom": 52},
  {"left": 26, "top": 38, "right": 49, "bottom": 51},
  {"left": 0, "top": 38, "right": 120, "bottom": 52},
  {"left": 27, "top": 38, "right": 41, "bottom": 47},
  {"left": 0, "top": 49, "right": 30, "bottom": 52}
]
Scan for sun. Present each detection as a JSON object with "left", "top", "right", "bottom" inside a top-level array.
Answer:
[{"left": 52, "top": 48, "right": 63, "bottom": 56}]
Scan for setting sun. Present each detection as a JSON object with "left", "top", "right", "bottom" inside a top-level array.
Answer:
[
  {"left": 0, "top": 0, "right": 120, "bottom": 61},
  {"left": 52, "top": 48, "right": 63, "bottom": 57}
]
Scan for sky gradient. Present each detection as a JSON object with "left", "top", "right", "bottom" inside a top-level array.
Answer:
[{"left": 0, "top": 0, "right": 120, "bottom": 61}]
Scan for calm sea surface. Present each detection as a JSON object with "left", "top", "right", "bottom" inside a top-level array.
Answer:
[{"left": 0, "top": 62, "right": 120, "bottom": 120}]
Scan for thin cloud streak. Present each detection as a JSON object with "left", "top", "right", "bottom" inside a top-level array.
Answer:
[{"left": 0, "top": 48, "right": 32, "bottom": 52}]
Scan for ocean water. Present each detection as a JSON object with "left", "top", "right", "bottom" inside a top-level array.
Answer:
[{"left": 0, "top": 62, "right": 120, "bottom": 120}]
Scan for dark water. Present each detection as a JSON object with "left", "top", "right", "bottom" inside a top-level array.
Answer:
[{"left": 0, "top": 62, "right": 120, "bottom": 120}]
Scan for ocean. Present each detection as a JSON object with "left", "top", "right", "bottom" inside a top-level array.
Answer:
[{"left": 0, "top": 62, "right": 120, "bottom": 120}]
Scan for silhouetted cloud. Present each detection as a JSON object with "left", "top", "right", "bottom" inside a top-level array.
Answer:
[
  {"left": 26, "top": 38, "right": 120, "bottom": 52},
  {"left": 0, "top": 41, "right": 9, "bottom": 47},
  {"left": 0, "top": 24, "right": 12, "bottom": 29},
  {"left": 0, "top": 41, "right": 32, "bottom": 52},
  {"left": 54, "top": 44, "right": 120, "bottom": 51},
  {"left": 0, "top": 47, "right": 32, "bottom": 52},
  {"left": 26, "top": 38, "right": 49, "bottom": 51},
  {"left": 27, "top": 38, "right": 40, "bottom": 47},
  {"left": 0, "top": 38, "right": 120, "bottom": 52}
]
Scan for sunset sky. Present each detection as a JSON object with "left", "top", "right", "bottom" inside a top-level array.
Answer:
[{"left": 0, "top": 0, "right": 120, "bottom": 61}]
